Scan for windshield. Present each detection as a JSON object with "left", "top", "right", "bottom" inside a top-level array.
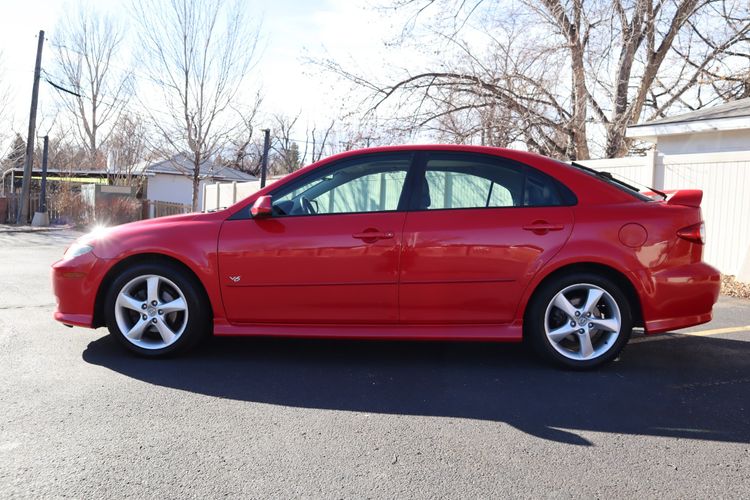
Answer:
[{"left": 567, "top": 162, "right": 662, "bottom": 202}]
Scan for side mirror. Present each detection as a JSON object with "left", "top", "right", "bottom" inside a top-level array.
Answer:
[{"left": 250, "top": 195, "right": 273, "bottom": 218}]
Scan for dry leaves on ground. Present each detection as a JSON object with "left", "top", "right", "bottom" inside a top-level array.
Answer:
[{"left": 721, "top": 275, "right": 750, "bottom": 299}]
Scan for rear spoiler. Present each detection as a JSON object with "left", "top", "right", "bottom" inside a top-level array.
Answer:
[{"left": 658, "top": 189, "right": 703, "bottom": 208}]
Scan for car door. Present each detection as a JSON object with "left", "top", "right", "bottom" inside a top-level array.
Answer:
[
  {"left": 218, "top": 152, "right": 413, "bottom": 324},
  {"left": 399, "top": 151, "right": 575, "bottom": 324}
]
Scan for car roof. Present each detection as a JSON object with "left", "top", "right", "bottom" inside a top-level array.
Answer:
[{"left": 320, "top": 144, "right": 554, "bottom": 165}]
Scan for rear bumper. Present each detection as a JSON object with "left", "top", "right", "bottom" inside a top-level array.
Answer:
[
  {"left": 51, "top": 253, "right": 110, "bottom": 329},
  {"left": 638, "top": 262, "right": 721, "bottom": 334}
]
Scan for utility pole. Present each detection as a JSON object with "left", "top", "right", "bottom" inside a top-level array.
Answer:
[
  {"left": 31, "top": 135, "right": 50, "bottom": 227},
  {"left": 17, "top": 30, "right": 45, "bottom": 225},
  {"left": 40, "top": 135, "right": 49, "bottom": 213},
  {"left": 260, "top": 128, "right": 270, "bottom": 188}
]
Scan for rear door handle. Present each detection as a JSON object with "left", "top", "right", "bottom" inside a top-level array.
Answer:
[
  {"left": 352, "top": 231, "right": 395, "bottom": 241},
  {"left": 522, "top": 221, "right": 564, "bottom": 234}
]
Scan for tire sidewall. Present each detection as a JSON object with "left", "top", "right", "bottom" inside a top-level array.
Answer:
[
  {"left": 104, "top": 262, "right": 208, "bottom": 357},
  {"left": 526, "top": 272, "right": 633, "bottom": 370}
]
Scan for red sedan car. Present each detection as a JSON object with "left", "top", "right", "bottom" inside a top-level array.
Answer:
[{"left": 52, "top": 145, "right": 720, "bottom": 368}]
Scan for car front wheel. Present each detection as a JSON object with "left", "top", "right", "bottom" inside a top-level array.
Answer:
[
  {"left": 104, "top": 262, "right": 209, "bottom": 356},
  {"left": 526, "top": 273, "right": 633, "bottom": 369}
]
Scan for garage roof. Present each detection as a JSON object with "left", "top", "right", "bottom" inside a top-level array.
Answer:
[{"left": 627, "top": 97, "right": 750, "bottom": 139}]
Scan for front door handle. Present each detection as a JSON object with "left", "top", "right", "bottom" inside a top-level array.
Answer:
[
  {"left": 352, "top": 230, "right": 395, "bottom": 241},
  {"left": 522, "top": 221, "right": 564, "bottom": 234}
]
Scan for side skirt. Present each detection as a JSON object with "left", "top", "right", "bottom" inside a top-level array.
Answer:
[{"left": 212, "top": 319, "right": 524, "bottom": 342}]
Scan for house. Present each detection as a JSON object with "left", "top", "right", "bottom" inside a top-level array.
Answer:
[
  {"left": 137, "top": 154, "right": 256, "bottom": 209},
  {"left": 626, "top": 97, "right": 750, "bottom": 155}
]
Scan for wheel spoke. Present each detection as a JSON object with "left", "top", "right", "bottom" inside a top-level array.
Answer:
[
  {"left": 590, "top": 317, "right": 620, "bottom": 333},
  {"left": 552, "top": 292, "right": 578, "bottom": 320},
  {"left": 126, "top": 318, "right": 149, "bottom": 341},
  {"left": 160, "top": 297, "right": 186, "bottom": 314},
  {"left": 117, "top": 293, "right": 143, "bottom": 312},
  {"left": 154, "top": 318, "right": 176, "bottom": 344},
  {"left": 579, "top": 332, "right": 594, "bottom": 358},
  {"left": 146, "top": 276, "right": 160, "bottom": 304},
  {"left": 583, "top": 288, "right": 604, "bottom": 315},
  {"left": 547, "top": 323, "right": 578, "bottom": 343}
]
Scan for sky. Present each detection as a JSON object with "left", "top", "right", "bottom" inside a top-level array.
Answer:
[{"left": 0, "top": 0, "right": 404, "bottom": 139}]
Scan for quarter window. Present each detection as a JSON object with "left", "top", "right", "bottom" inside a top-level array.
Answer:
[{"left": 524, "top": 167, "right": 565, "bottom": 207}]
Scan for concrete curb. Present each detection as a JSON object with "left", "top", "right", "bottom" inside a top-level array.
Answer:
[{"left": 0, "top": 225, "right": 77, "bottom": 234}]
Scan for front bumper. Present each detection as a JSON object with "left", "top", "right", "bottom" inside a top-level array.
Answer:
[
  {"left": 637, "top": 261, "right": 721, "bottom": 334},
  {"left": 51, "top": 252, "right": 110, "bottom": 328}
]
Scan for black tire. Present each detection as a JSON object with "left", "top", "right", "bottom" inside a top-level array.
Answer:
[
  {"left": 525, "top": 272, "right": 633, "bottom": 370},
  {"left": 104, "top": 261, "right": 210, "bottom": 357}
]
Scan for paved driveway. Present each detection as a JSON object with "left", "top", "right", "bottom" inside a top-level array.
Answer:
[{"left": 1, "top": 228, "right": 749, "bottom": 498}]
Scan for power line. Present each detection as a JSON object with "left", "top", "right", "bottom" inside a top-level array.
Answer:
[
  {"left": 43, "top": 76, "right": 81, "bottom": 98},
  {"left": 41, "top": 68, "right": 130, "bottom": 109}
]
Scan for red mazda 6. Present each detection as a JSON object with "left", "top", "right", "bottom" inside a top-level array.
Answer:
[{"left": 52, "top": 145, "right": 720, "bottom": 368}]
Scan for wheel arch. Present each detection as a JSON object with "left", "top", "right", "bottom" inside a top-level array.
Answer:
[
  {"left": 521, "top": 262, "right": 644, "bottom": 331},
  {"left": 92, "top": 253, "right": 213, "bottom": 329}
]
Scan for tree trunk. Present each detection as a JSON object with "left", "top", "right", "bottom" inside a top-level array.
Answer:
[
  {"left": 570, "top": 53, "right": 590, "bottom": 160},
  {"left": 192, "top": 152, "right": 201, "bottom": 212}
]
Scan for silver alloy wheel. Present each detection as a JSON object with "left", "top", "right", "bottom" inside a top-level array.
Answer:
[
  {"left": 114, "top": 274, "right": 189, "bottom": 350},
  {"left": 543, "top": 283, "right": 622, "bottom": 361}
]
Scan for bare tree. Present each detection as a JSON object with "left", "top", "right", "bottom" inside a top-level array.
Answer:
[
  {"left": 36, "top": 131, "right": 89, "bottom": 173},
  {"left": 2, "top": 134, "right": 25, "bottom": 174},
  {"left": 133, "top": 0, "right": 261, "bottom": 211},
  {"left": 270, "top": 113, "right": 302, "bottom": 174},
  {"left": 325, "top": 0, "right": 750, "bottom": 159},
  {"left": 301, "top": 120, "right": 336, "bottom": 164},
  {"left": 0, "top": 51, "right": 9, "bottom": 121},
  {"left": 222, "top": 92, "right": 263, "bottom": 175},
  {"left": 107, "top": 113, "right": 150, "bottom": 187},
  {"left": 0, "top": 51, "right": 15, "bottom": 162},
  {"left": 52, "top": 6, "right": 132, "bottom": 167}
]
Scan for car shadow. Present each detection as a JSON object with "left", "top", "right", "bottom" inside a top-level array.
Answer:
[{"left": 82, "top": 333, "right": 750, "bottom": 446}]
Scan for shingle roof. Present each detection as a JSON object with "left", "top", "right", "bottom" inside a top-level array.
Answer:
[
  {"left": 145, "top": 154, "right": 256, "bottom": 181},
  {"left": 630, "top": 97, "right": 750, "bottom": 128}
]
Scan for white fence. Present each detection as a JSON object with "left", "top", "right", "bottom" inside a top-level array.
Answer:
[
  {"left": 202, "top": 181, "right": 261, "bottom": 212},
  {"left": 578, "top": 154, "right": 655, "bottom": 188},
  {"left": 580, "top": 150, "right": 750, "bottom": 277}
]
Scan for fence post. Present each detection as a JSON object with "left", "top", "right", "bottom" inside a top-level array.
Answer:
[{"left": 649, "top": 148, "right": 664, "bottom": 190}]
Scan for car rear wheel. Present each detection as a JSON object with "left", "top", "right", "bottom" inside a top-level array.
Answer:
[
  {"left": 104, "top": 262, "right": 209, "bottom": 356},
  {"left": 526, "top": 273, "right": 633, "bottom": 369}
]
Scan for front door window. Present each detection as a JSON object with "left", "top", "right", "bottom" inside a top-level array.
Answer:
[{"left": 271, "top": 154, "right": 411, "bottom": 216}]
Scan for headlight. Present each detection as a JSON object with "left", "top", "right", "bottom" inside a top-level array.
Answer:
[{"left": 64, "top": 243, "right": 94, "bottom": 260}]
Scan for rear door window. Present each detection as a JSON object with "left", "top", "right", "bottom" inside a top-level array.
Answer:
[{"left": 413, "top": 152, "right": 574, "bottom": 210}]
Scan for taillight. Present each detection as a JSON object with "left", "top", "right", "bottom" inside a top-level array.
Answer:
[{"left": 677, "top": 222, "right": 705, "bottom": 244}]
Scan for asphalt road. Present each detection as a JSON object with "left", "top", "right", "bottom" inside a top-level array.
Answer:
[{"left": 1, "top": 228, "right": 749, "bottom": 498}]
